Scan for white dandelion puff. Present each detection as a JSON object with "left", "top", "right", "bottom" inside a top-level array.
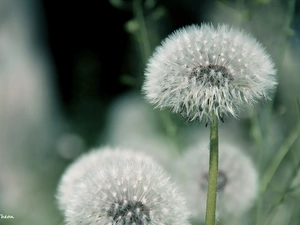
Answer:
[
  {"left": 173, "top": 140, "right": 258, "bottom": 221},
  {"left": 63, "top": 150, "right": 191, "bottom": 225},
  {"left": 143, "top": 23, "right": 277, "bottom": 122},
  {"left": 56, "top": 147, "right": 156, "bottom": 213}
]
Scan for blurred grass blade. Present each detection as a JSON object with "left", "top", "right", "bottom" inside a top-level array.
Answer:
[{"left": 260, "top": 99, "right": 300, "bottom": 193}]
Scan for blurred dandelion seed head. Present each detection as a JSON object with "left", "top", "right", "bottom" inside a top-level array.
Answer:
[
  {"left": 56, "top": 147, "right": 156, "bottom": 213},
  {"left": 143, "top": 23, "right": 277, "bottom": 122},
  {"left": 200, "top": 170, "right": 228, "bottom": 191},
  {"left": 173, "top": 141, "right": 258, "bottom": 221},
  {"left": 63, "top": 148, "right": 191, "bottom": 225}
]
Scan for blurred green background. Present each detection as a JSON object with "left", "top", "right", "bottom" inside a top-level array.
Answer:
[{"left": 0, "top": 0, "right": 300, "bottom": 224}]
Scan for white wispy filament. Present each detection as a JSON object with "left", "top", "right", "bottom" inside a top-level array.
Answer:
[
  {"left": 58, "top": 147, "right": 190, "bottom": 225},
  {"left": 143, "top": 23, "right": 277, "bottom": 122},
  {"left": 56, "top": 147, "right": 155, "bottom": 212}
]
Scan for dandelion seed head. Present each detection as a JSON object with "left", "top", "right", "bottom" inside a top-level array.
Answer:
[
  {"left": 56, "top": 147, "right": 156, "bottom": 213},
  {"left": 64, "top": 153, "right": 191, "bottom": 225},
  {"left": 143, "top": 23, "right": 277, "bottom": 122},
  {"left": 173, "top": 141, "right": 258, "bottom": 221}
]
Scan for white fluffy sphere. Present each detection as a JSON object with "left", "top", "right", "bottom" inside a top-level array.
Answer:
[
  {"left": 57, "top": 147, "right": 191, "bottom": 225},
  {"left": 56, "top": 147, "right": 155, "bottom": 212},
  {"left": 143, "top": 23, "right": 277, "bottom": 122}
]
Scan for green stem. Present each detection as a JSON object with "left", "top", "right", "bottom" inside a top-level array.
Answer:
[
  {"left": 260, "top": 118, "right": 300, "bottom": 193},
  {"left": 205, "top": 115, "right": 219, "bottom": 225},
  {"left": 250, "top": 108, "right": 264, "bottom": 225},
  {"left": 133, "top": 0, "right": 151, "bottom": 66},
  {"left": 263, "top": 159, "right": 300, "bottom": 225},
  {"left": 132, "top": 0, "right": 181, "bottom": 154}
]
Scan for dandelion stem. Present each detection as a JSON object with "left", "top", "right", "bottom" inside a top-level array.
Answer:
[
  {"left": 205, "top": 114, "right": 219, "bottom": 225},
  {"left": 250, "top": 108, "right": 265, "bottom": 225}
]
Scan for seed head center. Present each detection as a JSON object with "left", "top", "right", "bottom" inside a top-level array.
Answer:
[
  {"left": 107, "top": 200, "right": 151, "bottom": 225},
  {"left": 201, "top": 170, "right": 228, "bottom": 191},
  {"left": 191, "top": 64, "right": 233, "bottom": 87}
]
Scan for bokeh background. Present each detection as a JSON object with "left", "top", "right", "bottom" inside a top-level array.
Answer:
[{"left": 1, "top": 0, "right": 300, "bottom": 224}]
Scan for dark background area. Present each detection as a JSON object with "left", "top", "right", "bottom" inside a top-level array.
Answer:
[
  {"left": 40, "top": 1, "right": 132, "bottom": 111},
  {"left": 39, "top": 0, "right": 212, "bottom": 146}
]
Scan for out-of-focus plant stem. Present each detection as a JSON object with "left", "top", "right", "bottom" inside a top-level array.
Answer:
[
  {"left": 260, "top": 118, "right": 300, "bottom": 193},
  {"left": 132, "top": 0, "right": 181, "bottom": 154},
  {"left": 266, "top": 160, "right": 300, "bottom": 225},
  {"left": 133, "top": 0, "right": 151, "bottom": 67},
  {"left": 253, "top": 1, "right": 296, "bottom": 224}
]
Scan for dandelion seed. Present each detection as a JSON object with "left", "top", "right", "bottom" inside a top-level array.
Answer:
[
  {"left": 143, "top": 23, "right": 277, "bottom": 123},
  {"left": 173, "top": 141, "right": 258, "bottom": 221},
  {"left": 63, "top": 150, "right": 191, "bottom": 225}
]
